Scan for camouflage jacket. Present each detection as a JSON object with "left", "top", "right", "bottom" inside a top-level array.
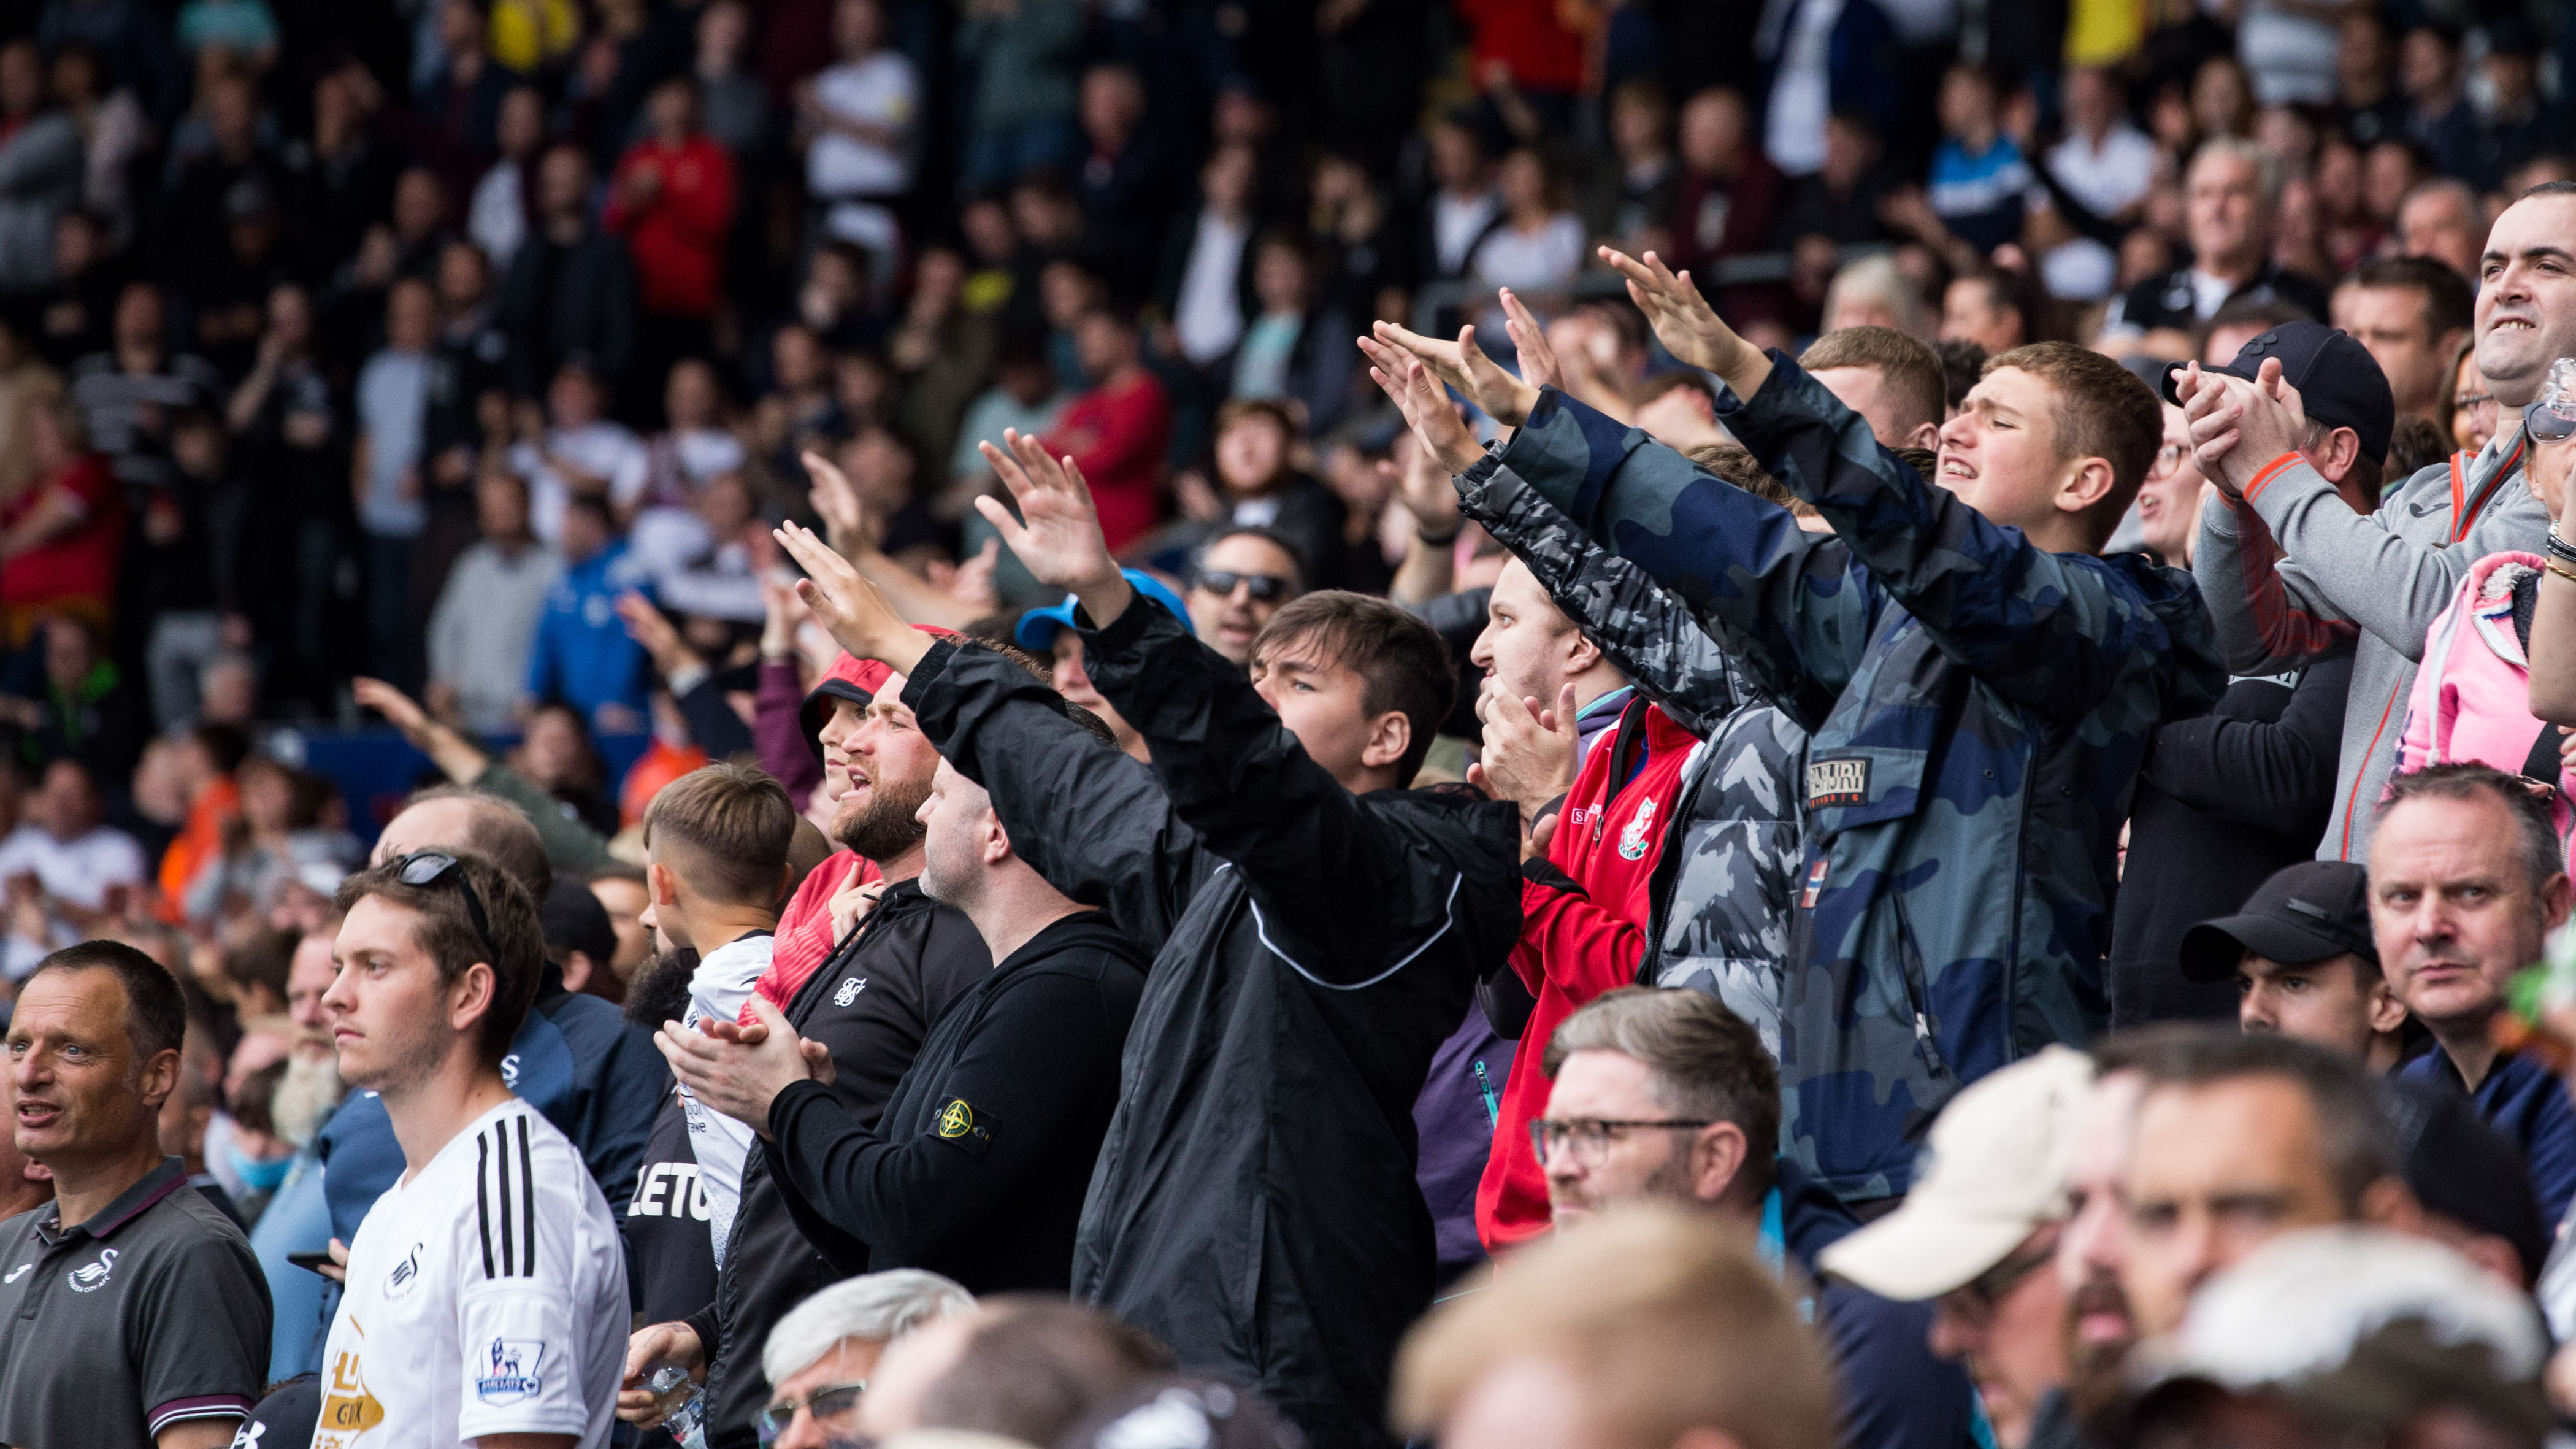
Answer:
[
  {"left": 1473, "top": 364, "right": 2225, "bottom": 1200},
  {"left": 1457, "top": 458, "right": 1809, "bottom": 1055}
]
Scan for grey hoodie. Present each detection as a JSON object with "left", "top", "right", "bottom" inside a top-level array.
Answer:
[{"left": 2193, "top": 429, "right": 2548, "bottom": 862}]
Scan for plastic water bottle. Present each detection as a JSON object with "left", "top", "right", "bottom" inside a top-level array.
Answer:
[{"left": 646, "top": 1364, "right": 709, "bottom": 1449}]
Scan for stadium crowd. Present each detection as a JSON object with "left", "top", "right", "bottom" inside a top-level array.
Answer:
[{"left": 12, "top": 0, "right": 2576, "bottom": 1447}]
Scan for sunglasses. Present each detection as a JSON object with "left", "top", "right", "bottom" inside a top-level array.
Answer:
[
  {"left": 756, "top": 1382, "right": 867, "bottom": 1445},
  {"left": 1194, "top": 570, "right": 1294, "bottom": 602},
  {"left": 389, "top": 850, "right": 496, "bottom": 958},
  {"left": 2526, "top": 398, "right": 2576, "bottom": 444}
]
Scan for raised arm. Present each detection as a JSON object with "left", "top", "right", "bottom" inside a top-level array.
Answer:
[{"left": 774, "top": 516, "right": 1205, "bottom": 949}]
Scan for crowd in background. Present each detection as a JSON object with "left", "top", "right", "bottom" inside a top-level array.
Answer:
[{"left": 9, "top": 0, "right": 2576, "bottom": 1447}]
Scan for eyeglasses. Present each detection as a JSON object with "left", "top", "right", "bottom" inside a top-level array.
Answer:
[
  {"left": 756, "top": 1382, "right": 867, "bottom": 1445},
  {"left": 1527, "top": 1117, "right": 1713, "bottom": 1167},
  {"left": 389, "top": 850, "right": 496, "bottom": 959},
  {"left": 2148, "top": 442, "right": 2189, "bottom": 478},
  {"left": 1194, "top": 570, "right": 1295, "bottom": 602},
  {"left": 1941, "top": 1236, "right": 2060, "bottom": 1327},
  {"left": 2458, "top": 391, "right": 2497, "bottom": 415}
]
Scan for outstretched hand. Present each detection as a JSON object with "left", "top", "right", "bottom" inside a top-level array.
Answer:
[
  {"left": 1360, "top": 340, "right": 1486, "bottom": 476},
  {"left": 772, "top": 520, "right": 931, "bottom": 675},
  {"left": 974, "top": 429, "right": 1134, "bottom": 624},
  {"left": 1497, "top": 288, "right": 1560, "bottom": 393},
  {"left": 803, "top": 448, "right": 878, "bottom": 556},
  {"left": 1595, "top": 246, "right": 1766, "bottom": 396},
  {"left": 1366, "top": 318, "right": 1540, "bottom": 427},
  {"left": 351, "top": 676, "right": 432, "bottom": 741}
]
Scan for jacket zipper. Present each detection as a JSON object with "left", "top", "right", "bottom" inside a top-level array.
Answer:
[{"left": 1473, "top": 1060, "right": 1498, "bottom": 1127}]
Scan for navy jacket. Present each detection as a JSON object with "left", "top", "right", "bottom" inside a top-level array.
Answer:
[
  {"left": 2397, "top": 1045, "right": 2576, "bottom": 1231},
  {"left": 316, "top": 970, "right": 668, "bottom": 1243},
  {"left": 1776, "top": 1158, "right": 1982, "bottom": 1449}
]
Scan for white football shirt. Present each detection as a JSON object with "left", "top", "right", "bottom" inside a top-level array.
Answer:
[
  {"left": 314, "top": 1101, "right": 627, "bottom": 1449},
  {"left": 679, "top": 933, "right": 772, "bottom": 1267}
]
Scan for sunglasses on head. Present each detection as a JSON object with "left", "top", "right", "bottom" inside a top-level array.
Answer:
[
  {"left": 1194, "top": 570, "right": 1294, "bottom": 602},
  {"left": 389, "top": 850, "right": 496, "bottom": 958}
]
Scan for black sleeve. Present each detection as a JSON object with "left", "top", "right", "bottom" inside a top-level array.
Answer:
[
  {"left": 673, "top": 675, "right": 756, "bottom": 762},
  {"left": 2142, "top": 651, "right": 2352, "bottom": 837},
  {"left": 904, "top": 639, "right": 1206, "bottom": 951},
  {"left": 762, "top": 962, "right": 1130, "bottom": 1267},
  {"left": 1078, "top": 596, "right": 1495, "bottom": 983}
]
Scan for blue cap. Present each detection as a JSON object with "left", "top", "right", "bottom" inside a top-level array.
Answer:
[{"left": 1014, "top": 569, "right": 1194, "bottom": 649}]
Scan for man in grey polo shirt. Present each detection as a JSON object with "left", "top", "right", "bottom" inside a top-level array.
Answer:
[{"left": 0, "top": 940, "right": 271, "bottom": 1448}]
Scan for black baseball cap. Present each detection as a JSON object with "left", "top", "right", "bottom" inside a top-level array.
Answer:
[
  {"left": 541, "top": 875, "right": 619, "bottom": 968},
  {"left": 2383, "top": 1076, "right": 2550, "bottom": 1285},
  {"left": 2179, "top": 859, "right": 2377, "bottom": 983},
  {"left": 2161, "top": 321, "right": 2395, "bottom": 467}
]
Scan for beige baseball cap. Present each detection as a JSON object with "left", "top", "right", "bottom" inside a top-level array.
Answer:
[{"left": 1817, "top": 1045, "right": 2095, "bottom": 1302}]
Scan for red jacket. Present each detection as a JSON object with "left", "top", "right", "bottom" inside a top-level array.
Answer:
[
  {"left": 604, "top": 134, "right": 736, "bottom": 318},
  {"left": 1047, "top": 369, "right": 1171, "bottom": 552},
  {"left": 1476, "top": 697, "right": 1701, "bottom": 1249}
]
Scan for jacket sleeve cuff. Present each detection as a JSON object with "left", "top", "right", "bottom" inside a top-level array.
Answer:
[
  {"left": 897, "top": 637, "right": 966, "bottom": 713},
  {"left": 767, "top": 1077, "right": 834, "bottom": 1142},
  {"left": 2241, "top": 451, "right": 2325, "bottom": 523}
]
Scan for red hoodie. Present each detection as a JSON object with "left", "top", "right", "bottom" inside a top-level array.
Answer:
[
  {"left": 604, "top": 134, "right": 737, "bottom": 318},
  {"left": 1476, "top": 697, "right": 1701, "bottom": 1249}
]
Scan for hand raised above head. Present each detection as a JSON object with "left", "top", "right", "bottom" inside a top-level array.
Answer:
[
  {"left": 1360, "top": 340, "right": 1486, "bottom": 477},
  {"left": 1595, "top": 246, "right": 1765, "bottom": 394},
  {"left": 773, "top": 520, "right": 928, "bottom": 673},
  {"left": 1367, "top": 318, "right": 1539, "bottom": 427}
]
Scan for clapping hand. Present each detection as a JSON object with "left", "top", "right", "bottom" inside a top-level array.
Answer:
[
  {"left": 773, "top": 520, "right": 931, "bottom": 675},
  {"left": 2178, "top": 356, "right": 2310, "bottom": 494},
  {"left": 654, "top": 996, "right": 833, "bottom": 1136},
  {"left": 1466, "top": 682, "right": 1579, "bottom": 837},
  {"left": 974, "top": 429, "right": 1133, "bottom": 624},
  {"left": 1365, "top": 319, "right": 1540, "bottom": 427},
  {"left": 1595, "top": 246, "right": 1766, "bottom": 395}
]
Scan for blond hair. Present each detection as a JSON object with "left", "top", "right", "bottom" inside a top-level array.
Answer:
[{"left": 1393, "top": 1206, "right": 1838, "bottom": 1449}]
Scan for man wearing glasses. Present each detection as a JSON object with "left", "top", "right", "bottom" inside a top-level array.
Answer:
[
  {"left": 312, "top": 850, "right": 626, "bottom": 1449},
  {"left": 1183, "top": 528, "right": 1303, "bottom": 665},
  {"left": 752, "top": 1270, "right": 973, "bottom": 1449},
  {"left": 1819, "top": 1043, "right": 2096, "bottom": 1449},
  {"left": 1534, "top": 988, "right": 1979, "bottom": 1449}
]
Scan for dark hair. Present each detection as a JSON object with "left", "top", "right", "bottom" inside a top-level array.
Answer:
[
  {"left": 1195, "top": 526, "right": 1309, "bottom": 593},
  {"left": 192, "top": 723, "right": 252, "bottom": 775},
  {"left": 399, "top": 785, "right": 554, "bottom": 899},
  {"left": 232, "top": 1058, "right": 286, "bottom": 1138},
  {"left": 2123, "top": 1027, "right": 2400, "bottom": 1211},
  {"left": 1800, "top": 326, "right": 1947, "bottom": 440},
  {"left": 2350, "top": 255, "right": 2475, "bottom": 340},
  {"left": 1933, "top": 337, "right": 1988, "bottom": 412},
  {"left": 25, "top": 940, "right": 190, "bottom": 1066},
  {"left": 1251, "top": 591, "right": 1459, "bottom": 786},
  {"left": 1546, "top": 988, "right": 1781, "bottom": 1202},
  {"left": 2379, "top": 762, "right": 2566, "bottom": 894},
  {"left": 335, "top": 849, "right": 548, "bottom": 1069},
  {"left": 917, "top": 1296, "right": 1174, "bottom": 1443},
  {"left": 1984, "top": 340, "right": 2164, "bottom": 542},
  {"left": 642, "top": 762, "right": 798, "bottom": 907},
  {"left": 2386, "top": 416, "right": 2451, "bottom": 479},
  {"left": 229, "top": 928, "right": 297, "bottom": 1006}
]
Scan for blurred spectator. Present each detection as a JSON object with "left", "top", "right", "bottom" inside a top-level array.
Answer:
[
  {"left": 642, "top": 356, "right": 744, "bottom": 508},
  {"left": 0, "top": 317, "right": 56, "bottom": 500},
  {"left": 2469, "top": 23, "right": 2566, "bottom": 191},
  {"left": 1422, "top": 113, "right": 1498, "bottom": 283},
  {"left": 512, "top": 357, "right": 648, "bottom": 545},
  {"left": 2395, "top": 177, "right": 2482, "bottom": 282},
  {"left": 464, "top": 82, "right": 545, "bottom": 272},
  {"left": 285, "top": 64, "right": 399, "bottom": 284},
  {"left": 2334, "top": 255, "right": 2473, "bottom": 426},
  {"left": 1666, "top": 89, "right": 1779, "bottom": 284},
  {"left": 1584, "top": 80, "right": 1678, "bottom": 257},
  {"left": 1046, "top": 309, "right": 1170, "bottom": 553},
  {"left": 692, "top": 0, "right": 768, "bottom": 162},
  {"left": 1197, "top": 402, "right": 1342, "bottom": 593},
  {"left": 2104, "top": 139, "right": 2326, "bottom": 344},
  {"left": 2031, "top": 66, "right": 2154, "bottom": 301},
  {"left": 1470, "top": 147, "right": 1584, "bottom": 318},
  {"left": 1939, "top": 271, "right": 2029, "bottom": 356},
  {"left": 513, "top": 700, "right": 619, "bottom": 833},
  {"left": 524, "top": 491, "right": 652, "bottom": 734},
  {"left": 1774, "top": 111, "right": 1895, "bottom": 255},
  {"left": 46, "top": 45, "right": 148, "bottom": 251},
  {"left": 956, "top": 0, "right": 1081, "bottom": 193},
  {"left": 889, "top": 246, "right": 995, "bottom": 475},
  {"left": 631, "top": 469, "right": 764, "bottom": 623},
  {"left": 1164, "top": 142, "right": 1258, "bottom": 375},
  {"left": 1070, "top": 63, "right": 1168, "bottom": 303},
  {"left": 0, "top": 40, "right": 81, "bottom": 298},
  {"left": 352, "top": 276, "right": 437, "bottom": 686},
  {"left": 69, "top": 280, "right": 221, "bottom": 493},
  {"left": 606, "top": 77, "right": 736, "bottom": 388},
  {"left": 2446, "top": 340, "right": 2494, "bottom": 456},
  {"left": 1227, "top": 235, "right": 1352, "bottom": 433},
  {"left": 183, "top": 755, "right": 356, "bottom": 924},
  {"left": 1759, "top": 0, "right": 1899, "bottom": 179},
  {"left": 2, "top": 393, "right": 121, "bottom": 645},
  {"left": 1923, "top": 65, "right": 2030, "bottom": 258},
  {"left": 31, "top": 210, "right": 118, "bottom": 369},
  {"left": 427, "top": 469, "right": 561, "bottom": 733},
  {"left": 499, "top": 143, "right": 639, "bottom": 394},
  {"left": 2236, "top": 0, "right": 2345, "bottom": 105},
  {"left": 132, "top": 407, "right": 249, "bottom": 729},
  {"left": 416, "top": 0, "right": 515, "bottom": 170},
  {"left": 803, "top": 0, "right": 918, "bottom": 290},
  {"left": 0, "top": 756, "right": 144, "bottom": 937},
  {"left": 2334, "top": 12, "right": 2405, "bottom": 147},
  {"left": 2397, "top": 23, "right": 2479, "bottom": 183}
]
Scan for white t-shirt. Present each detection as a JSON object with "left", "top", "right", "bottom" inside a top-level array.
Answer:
[
  {"left": 511, "top": 423, "right": 650, "bottom": 545},
  {"left": 0, "top": 823, "right": 146, "bottom": 911},
  {"left": 678, "top": 934, "right": 772, "bottom": 1267},
  {"left": 807, "top": 52, "right": 919, "bottom": 200},
  {"left": 1764, "top": 0, "right": 1845, "bottom": 177},
  {"left": 316, "top": 1100, "right": 626, "bottom": 1449},
  {"left": 1173, "top": 209, "right": 1249, "bottom": 365}
]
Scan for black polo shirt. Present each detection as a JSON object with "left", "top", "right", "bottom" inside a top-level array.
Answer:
[{"left": 0, "top": 1156, "right": 271, "bottom": 1449}]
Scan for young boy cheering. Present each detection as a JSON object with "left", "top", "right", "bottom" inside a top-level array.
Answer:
[
  {"left": 315, "top": 851, "right": 627, "bottom": 1449},
  {"left": 771, "top": 429, "right": 1522, "bottom": 1449}
]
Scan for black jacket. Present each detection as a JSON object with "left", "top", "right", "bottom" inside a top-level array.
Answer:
[
  {"left": 901, "top": 609, "right": 1520, "bottom": 1449},
  {"left": 499, "top": 225, "right": 640, "bottom": 392},
  {"left": 767, "top": 910, "right": 1146, "bottom": 1291},
  {"left": 678, "top": 883, "right": 991, "bottom": 1448},
  {"left": 2110, "top": 651, "right": 2352, "bottom": 1026}
]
